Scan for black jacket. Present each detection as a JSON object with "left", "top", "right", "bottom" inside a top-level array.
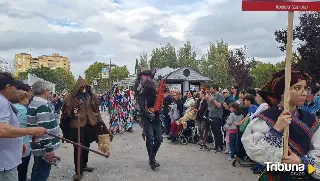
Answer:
[
  {"left": 196, "top": 99, "right": 208, "bottom": 120},
  {"left": 137, "top": 94, "right": 158, "bottom": 126},
  {"left": 175, "top": 98, "right": 184, "bottom": 118},
  {"left": 162, "top": 96, "right": 173, "bottom": 116}
]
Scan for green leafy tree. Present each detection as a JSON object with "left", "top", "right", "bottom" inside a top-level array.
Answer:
[
  {"left": 110, "top": 66, "right": 130, "bottom": 81},
  {"left": 150, "top": 43, "right": 178, "bottom": 69},
  {"left": 200, "top": 41, "right": 230, "bottom": 88},
  {"left": 85, "top": 62, "right": 130, "bottom": 93},
  {"left": 85, "top": 62, "right": 109, "bottom": 92},
  {"left": 18, "top": 66, "right": 75, "bottom": 92},
  {"left": 28, "top": 67, "right": 58, "bottom": 83},
  {"left": 84, "top": 62, "right": 105, "bottom": 85},
  {"left": 54, "top": 68, "right": 75, "bottom": 92},
  {"left": 250, "top": 63, "right": 282, "bottom": 88},
  {"left": 227, "top": 47, "right": 255, "bottom": 90},
  {"left": 18, "top": 72, "right": 29, "bottom": 80},
  {"left": 139, "top": 51, "right": 149, "bottom": 71},
  {"left": 275, "top": 12, "right": 320, "bottom": 81},
  {"left": 177, "top": 40, "right": 198, "bottom": 70}
]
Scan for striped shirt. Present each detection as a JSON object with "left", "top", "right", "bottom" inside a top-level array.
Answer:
[{"left": 27, "top": 96, "right": 60, "bottom": 156}]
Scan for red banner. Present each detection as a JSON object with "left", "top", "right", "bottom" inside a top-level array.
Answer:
[{"left": 242, "top": 0, "right": 320, "bottom": 11}]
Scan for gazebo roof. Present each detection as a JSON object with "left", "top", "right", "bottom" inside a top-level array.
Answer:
[
  {"left": 154, "top": 67, "right": 179, "bottom": 78},
  {"left": 154, "top": 67, "right": 212, "bottom": 82}
]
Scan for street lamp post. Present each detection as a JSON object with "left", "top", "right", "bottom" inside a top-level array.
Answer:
[
  {"left": 107, "top": 57, "right": 116, "bottom": 116},
  {"left": 109, "top": 57, "right": 112, "bottom": 92}
]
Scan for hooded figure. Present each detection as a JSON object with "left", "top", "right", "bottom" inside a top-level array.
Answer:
[
  {"left": 60, "top": 76, "right": 112, "bottom": 180},
  {"left": 134, "top": 69, "right": 163, "bottom": 170}
]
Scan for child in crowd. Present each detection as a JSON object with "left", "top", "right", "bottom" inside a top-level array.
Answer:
[
  {"left": 226, "top": 103, "right": 244, "bottom": 165},
  {"left": 223, "top": 102, "right": 231, "bottom": 154}
]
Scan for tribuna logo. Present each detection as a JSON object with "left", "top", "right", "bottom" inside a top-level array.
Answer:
[{"left": 265, "top": 162, "right": 305, "bottom": 172}]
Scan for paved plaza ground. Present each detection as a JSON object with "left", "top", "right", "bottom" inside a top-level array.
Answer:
[{"left": 42, "top": 111, "right": 257, "bottom": 181}]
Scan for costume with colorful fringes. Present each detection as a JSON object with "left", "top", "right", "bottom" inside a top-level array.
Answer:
[{"left": 109, "top": 87, "right": 135, "bottom": 134}]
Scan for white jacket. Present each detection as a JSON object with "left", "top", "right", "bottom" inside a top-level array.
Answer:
[
  {"left": 184, "top": 98, "right": 195, "bottom": 113},
  {"left": 170, "top": 103, "right": 180, "bottom": 122}
]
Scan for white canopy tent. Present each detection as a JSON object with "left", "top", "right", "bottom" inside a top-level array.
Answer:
[{"left": 24, "top": 73, "right": 56, "bottom": 93}]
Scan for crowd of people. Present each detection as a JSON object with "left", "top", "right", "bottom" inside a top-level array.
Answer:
[
  {"left": 0, "top": 73, "right": 112, "bottom": 181},
  {"left": 1, "top": 67, "right": 320, "bottom": 181},
  {"left": 158, "top": 69, "right": 320, "bottom": 180}
]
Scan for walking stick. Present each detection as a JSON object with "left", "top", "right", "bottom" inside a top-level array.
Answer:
[
  {"left": 47, "top": 133, "right": 110, "bottom": 157},
  {"left": 75, "top": 109, "right": 81, "bottom": 181}
]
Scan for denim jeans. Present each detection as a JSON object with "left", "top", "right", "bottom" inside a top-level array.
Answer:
[
  {"left": 100, "top": 104, "right": 105, "bottom": 112},
  {"left": 31, "top": 156, "right": 52, "bottom": 181},
  {"left": 162, "top": 114, "right": 171, "bottom": 135},
  {"left": 222, "top": 117, "right": 227, "bottom": 141},
  {"left": 229, "top": 132, "right": 238, "bottom": 159},
  {"left": 198, "top": 119, "right": 209, "bottom": 146},
  {"left": 144, "top": 119, "right": 163, "bottom": 143},
  {"left": 0, "top": 167, "right": 18, "bottom": 181}
]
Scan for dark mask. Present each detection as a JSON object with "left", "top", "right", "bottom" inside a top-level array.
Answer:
[{"left": 137, "top": 75, "right": 156, "bottom": 95}]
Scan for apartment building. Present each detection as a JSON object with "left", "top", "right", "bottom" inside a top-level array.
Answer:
[{"left": 14, "top": 53, "right": 70, "bottom": 76}]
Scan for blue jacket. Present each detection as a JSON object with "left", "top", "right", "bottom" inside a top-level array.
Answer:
[
  {"left": 301, "top": 95, "right": 320, "bottom": 116},
  {"left": 13, "top": 103, "right": 31, "bottom": 157}
]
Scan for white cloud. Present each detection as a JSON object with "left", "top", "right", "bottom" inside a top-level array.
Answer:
[{"left": 0, "top": 0, "right": 294, "bottom": 78}]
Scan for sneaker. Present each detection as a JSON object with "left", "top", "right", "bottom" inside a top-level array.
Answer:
[
  {"left": 209, "top": 147, "right": 218, "bottom": 151},
  {"left": 232, "top": 158, "right": 237, "bottom": 167},
  {"left": 224, "top": 149, "right": 230, "bottom": 154},
  {"left": 253, "top": 169, "right": 263, "bottom": 174},
  {"left": 149, "top": 159, "right": 160, "bottom": 170},
  {"left": 199, "top": 146, "right": 204, "bottom": 151},
  {"left": 215, "top": 148, "right": 223, "bottom": 153},
  {"left": 203, "top": 146, "right": 210, "bottom": 151},
  {"left": 228, "top": 157, "right": 232, "bottom": 161},
  {"left": 83, "top": 165, "right": 94, "bottom": 172},
  {"left": 73, "top": 173, "right": 83, "bottom": 181},
  {"left": 244, "top": 156, "right": 251, "bottom": 162}
]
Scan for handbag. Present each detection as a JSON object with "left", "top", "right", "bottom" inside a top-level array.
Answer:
[
  {"left": 42, "top": 153, "right": 61, "bottom": 166},
  {"left": 96, "top": 116, "right": 112, "bottom": 156},
  {"left": 98, "top": 134, "right": 111, "bottom": 157}
]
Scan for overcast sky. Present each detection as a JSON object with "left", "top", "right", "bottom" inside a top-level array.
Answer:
[{"left": 0, "top": 0, "right": 299, "bottom": 77}]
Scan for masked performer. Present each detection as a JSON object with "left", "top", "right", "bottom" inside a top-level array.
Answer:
[
  {"left": 60, "top": 77, "right": 112, "bottom": 180},
  {"left": 241, "top": 70, "right": 320, "bottom": 181},
  {"left": 134, "top": 70, "right": 163, "bottom": 170}
]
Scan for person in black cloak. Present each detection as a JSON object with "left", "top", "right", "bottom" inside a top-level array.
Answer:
[{"left": 134, "top": 69, "right": 163, "bottom": 170}]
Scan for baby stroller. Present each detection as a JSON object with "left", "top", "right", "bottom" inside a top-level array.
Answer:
[{"left": 170, "top": 120, "right": 199, "bottom": 145}]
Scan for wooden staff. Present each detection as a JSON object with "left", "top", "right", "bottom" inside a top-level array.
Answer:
[
  {"left": 283, "top": 11, "right": 294, "bottom": 157},
  {"left": 32, "top": 133, "right": 110, "bottom": 158},
  {"left": 73, "top": 109, "right": 81, "bottom": 181},
  {"left": 48, "top": 133, "right": 109, "bottom": 157}
]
